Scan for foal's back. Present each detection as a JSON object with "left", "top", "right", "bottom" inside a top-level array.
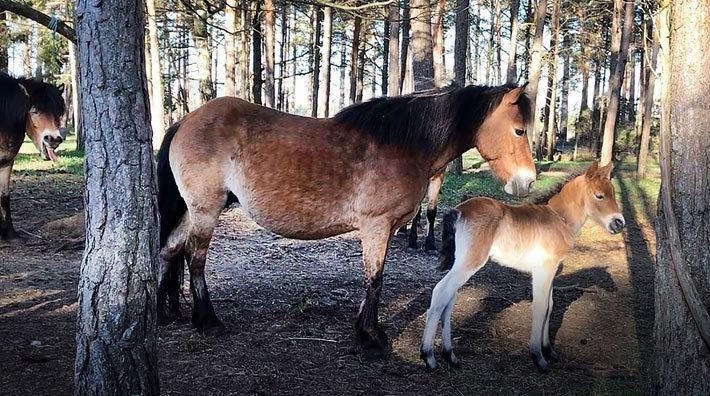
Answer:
[{"left": 457, "top": 197, "right": 574, "bottom": 273}]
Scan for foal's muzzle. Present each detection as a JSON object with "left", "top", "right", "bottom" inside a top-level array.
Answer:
[{"left": 607, "top": 215, "right": 626, "bottom": 234}]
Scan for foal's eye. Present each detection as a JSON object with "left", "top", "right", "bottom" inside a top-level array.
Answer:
[
  {"left": 514, "top": 129, "right": 526, "bottom": 137},
  {"left": 594, "top": 192, "right": 605, "bottom": 200}
]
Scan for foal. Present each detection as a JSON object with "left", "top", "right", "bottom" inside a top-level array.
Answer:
[{"left": 420, "top": 161, "right": 625, "bottom": 372}]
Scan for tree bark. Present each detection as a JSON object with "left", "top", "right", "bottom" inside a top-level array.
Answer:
[
  {"left": 339, "top": 30, "right": 347, "bottom": 109},
  {"left": 400, "top": 0, "right": 411, "bottom": 92},
  {"left": 653, "top": 1, "right": 710, "bottom": 393},
  {"left": 636, "top": 17, "right": 658, "bottom": 178},
  {"left": 527, "top": 0, "right": 547, "bottom": 150},
  {"left": 311, "top": 6, "right": 323, "bottom": 116},
  {"left": 432, "top": 0, "right": 446, "bottom": 87},
  {"left": 543, "top": 0, "right": 559, "bottom": 161},
  {"left": 506, "top": 0, "right": 520, "bottom": 84},
  {"left": 349, "top": 16, "right": 362, "bottom": 103},
  {"left": 387, "top": 3, "right": 400, "bottom": 96},
  {"left": 559, "top": 33, "right": 570, "bottom": 140},
  {"left": 277, "top": 6, "right": 288, "bottom": 110},
  {"left": 239, "top": 1, "right": 250, "bottom": 99},
  {"left": 224, "top": 0, "right": 237, "bottom": 97},
  {"left": 146, "top": 0, "right": 164, "bottom": 147},
  {"left": 73, "top": 0, "right": 159, "bottom": 393},
  {"left": 264, "top": 0, "right": 276, "bottom": 107},
  {"left": 450, "top": 0, "right": 469, "bottom": 175},
  {"left": 0, "top": 10, "right": 7, "bottom": 73},
  {"left": 318, "top": 7, "right": 332, "bottom": 117},
  {"left": 356, "top": 20, "right": 367, "bottom": 102},
  {"left": 251, "top": 0, "right": 262, "bottom": 105},
  {"left": 599, "top": 0, "right": 633, "bottom": 164},
  {"left": 410, "top": 0, "right": 435, "bottom": 91}
]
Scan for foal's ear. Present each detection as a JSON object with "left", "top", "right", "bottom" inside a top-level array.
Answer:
[
  {"left": 585, "top": 161, "right": 599, "bottom": 179},
  {"left": 598, "top": 162, "right": 613, "bottom": 179},
  {"left": 504, "top": 84, "right": 527, "bottom": 104}
]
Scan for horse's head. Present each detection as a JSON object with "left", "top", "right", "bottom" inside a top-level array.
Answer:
[
  {"left": 23, "top": 81, "right": 67, "bottom": 162},
  {"left": 474, "top": 83, "right": 536, "bottom": 197},
  {"left": 581, "top": 161, "right": 625, "bottom": 234}
]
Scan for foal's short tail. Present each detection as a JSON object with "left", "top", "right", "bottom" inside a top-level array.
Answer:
[
  {"left": 157, "top": 121, "right": 186, "bottom": 313},
  {"left": 438, "top": 209, "right": 461, "bottom": 271}
]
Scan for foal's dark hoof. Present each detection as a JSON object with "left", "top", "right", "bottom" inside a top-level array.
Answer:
[
  {"left": 530, "top": 351, "right": 550, "bottom": 373},
  {"left": 543, "top": 346, "right": 559, "bottom": 363},
  {"left": 420, "top": 348, "right": 437, "bottom": 371},
  {"left": 442, "top": 349, "right": 460, "bottom": 368}
]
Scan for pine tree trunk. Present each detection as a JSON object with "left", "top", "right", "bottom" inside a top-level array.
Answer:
[
  {"left": 400, "top": 0, "right": 410, "bottom": 92},
  {"left": 527, "top": 0, "right": 547, "bottom": 151},
  {"left": 277, "top": 6, "right": 288, "bottom": 110},
  {"left": 146, "top": 0, "right": 164, "bottom": 146},
  {"left": 69, "top": 42, "right": 82, "bottom": 149},
  {"left": 339, "top": 30, "right": 347, "bottom": 109},
  {"left": 506, "top": 0, "right": 520, "bottom": 84},
  {"left": 432, "top": 0, "right": 446, "bottom": 87},
  {"left": 636, "top": 17, "right": 658, "bottom": 178},
  {"left": 73, "top": 0, "right": 159, "bottom": 393},
  {"left": 264, "top": 0, "right": 275, "bottom": 108},
  {"left": 239, "top": 1, "right": 251, "bottom": 99},
  {"left": 356, "top": 20, "right": 367, "bottom": 102},
  {"left": 450, "top": 0, "right": 469, "bottom": 175},
  {"left": 543, "top": 0, "right": 559, "bottom": 161},
  {"left": 387, "top": 3, "right": 401, "bottom": 96},
  {"left": 560, "top": 33, "right": 570, "bottom": 140},
  {"left": 382, "top": 17, "right": 390, "bottom": 96},
  {"left": 410, "top": 0, "right": 435, "bottom": 91},
  {"left": 251, "top": 0, "right": 262, "bottom": 105},
  {"left": 493, "top": 0, "right": 502, "bottom": 84},
  {"left": 224, "top": 0, "right": 237, "bottom": 97},
  {"left": 349, "top": 16, "right": 362, "bottom": 104},
  {"left": 0, "top": 10, "right": 7, "bottom": 73},
  {"left": 599, "top": 0, "right": 633, "bottom": 164},
  {"left": 192, "top": 10, "right": 214, "bottom": 104},
  {"left": 317, "top": 7, "right": 332, "bottom": 117},
  {"left": 653, "top": 1, "right": 710, "bottom": 392},
  {"left": 311, "top": 6, "right": 323, "bottom": 116},
  {"left": 578, "top": 8, "right": 589, "bottom": 117}
]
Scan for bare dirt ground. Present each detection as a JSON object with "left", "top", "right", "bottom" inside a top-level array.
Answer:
[{"left": 0, "top": 170, "right": 656, "bottom": 395}]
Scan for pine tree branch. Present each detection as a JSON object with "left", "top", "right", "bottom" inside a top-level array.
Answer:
[{"left": 0, "top": 0, "right": 75, "bottom": 43}]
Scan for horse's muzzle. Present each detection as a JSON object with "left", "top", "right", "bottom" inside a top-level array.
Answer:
[{"left": 504, "top": 172, "right": 536, "bottom": 197}]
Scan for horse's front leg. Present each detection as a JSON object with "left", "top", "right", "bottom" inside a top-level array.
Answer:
[
  {"left": 356, "top": 220, "right": 392, "bottom": 351},
  {"left": 0, "top": 164, "right": 19, "bottom": 240}
]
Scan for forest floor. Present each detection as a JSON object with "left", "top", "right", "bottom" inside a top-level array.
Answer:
[{"left": 0, "top": 140, "right": 659, "bottom": 395}]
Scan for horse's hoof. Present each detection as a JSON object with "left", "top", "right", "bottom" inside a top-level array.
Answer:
[
  {"left": 357, "top": 326, "right": 390, "bottom": 353},
  {"left": 194, "top": 314, "right": 225, "bottom": 336},
  {"left": 442, "top": 349, "right": 460, "bottom": 368},
  {"left": 543, "top": 346, "right": 559, "bottom": 363},
  {"left": 408, "top": 242, "right": 419, "bottom": 250},
  {"left": 420, "top": 348, "right": 437, "bottom": 371},
  {"left": 203, "top": 322, "right": 226, "bottom": 337},
  {"left": 530, "top": 351, "right": 550, "bottom": 373}
]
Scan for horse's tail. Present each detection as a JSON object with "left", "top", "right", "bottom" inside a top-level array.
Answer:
[
  {"left": 157, "top": 121, "right": 186, "bottom": 314},
  {"left": 438, "top": 209, "right": 461, "bottom": 271}
]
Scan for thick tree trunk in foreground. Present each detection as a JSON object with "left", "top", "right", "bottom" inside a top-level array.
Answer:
[
  {"left": 653, "top": 1, "right": 710, "bottom": 393},
  {"left": 410, "top": 0, "right": 435, "bottom": 91},
  {"left": 73, "top": 0, "right": 159, "bottom": 394},
  {"left": 600, "top": 0, "right": 633, "bottom": 164}
]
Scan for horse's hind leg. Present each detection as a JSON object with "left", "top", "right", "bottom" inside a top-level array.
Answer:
[
  {"left": 356, "top": 219, "right": 392, "bottom": 352},
  {"left": 157, "top": 214, "right": 190, "bottom": 323},
  {"left": 408, "top": 206, "right": 421, "bottom": 249},
  {"left": 424, "top": 173, "right": 444, "bottom": 251},
  {"left": 0, "top": 164, "right": 18, "bottom": 240}
]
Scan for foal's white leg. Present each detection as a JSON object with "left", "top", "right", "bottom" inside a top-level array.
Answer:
[
  {"left": 530, "top": 265, "right": 556, "bottom": 373},
  {"left": 541, "top": 284, "right": 558, "bottom": 361}
]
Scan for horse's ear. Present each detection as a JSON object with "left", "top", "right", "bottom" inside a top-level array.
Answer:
[
  {"left": 585, "top": 161, "right": 599, "bottom": 178},
  {"left": 504, "top": 84, "right": 527, "bottom": 104},
  {"left": 57, "top": 83, "right": 65, "bottom": 94},
  {"left": 598, "top": 162, "right": 613, "bottom": 179}
]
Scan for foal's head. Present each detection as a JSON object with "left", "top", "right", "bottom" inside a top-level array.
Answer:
[
  {"left": 21, "top": 79, "right": 66, "bottom": 162},
  {"left": 473, "top": 84, "right": 536, "bottom": 197},
  {"left": 581, "top": 162, "right": 625, "bottom": 234}
]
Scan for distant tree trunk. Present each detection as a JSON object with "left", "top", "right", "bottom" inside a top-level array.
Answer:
[
  {"left": 449, "top": 0, "right": 469, "bottom": 175},
  {"left": 318, "top": 7, "right": 332, "bottom": 117},
  {"left": 146, "top": 0, "right": 164, "bottom": 146},
  {"left": 484, "top": 9, "right": 493, "bottom": 84},
  {"left": 400, "top": 0, "right": 411, "bottom": 91},
  {"left": 560, "top": 33, "right": 570, "bottom": 140},
  {"left": 528, "top": 0, "right": 547, "bottom": 150},
  {"left": 239, "top": 1, "right": 251, "bottom": 98},
  {"left": 356, "top": 20, "right": 367, "bottom": 102},
  {"left": 654, "top": 1, "right": 710, "bottom": 393},
  {"left": 192, "top": 10, "right": 214, "bottom": 104},
  {"left": 290, "top": 5, "right": 298, "bottom": 111},
  {"left": 543, "top": 0, "right": 559, "bottom": 161},
  {"left": 506, "top": 0, "right": 520, "bottom": 83},
  {"left": 277, "top": 6, "right": 288, "bottom": 110},
  {"left": 349, "top": 16, "right": 362, "bottom": 104},
  {"left": 73, "top": 0, "right": 159, "bottom": 394},
  {"left": 382, "top": 17, "right": 390, "bottom": 96},
  {"left": 578, "top": 8, "right": 590, "bottom": 117},
  {"left": 0, "top": 10, "right": 7, "bottom": 73},
  {"left": 264, "top": 0, "right": 276, "bottom": 107},
  {"left": 599, "top": 0, "right": 633, "bottom": 164},
  {"left": 410, "top": 0, "right": 435, "bottom": 91},
  {"left": 251, "top": 0, "right": 262, "bottom": 104},
  {"left": 625, "top": 44, "right": 636, "bottom": 122},
  {"left": 339, "top": 30, "right": 347, "bottom": 109},
  {"left": 224, "top": 0, "right": 237, "bottom": 96},
  {"left": 432, "top": 0, "right": 446, "bottom": 86},
  {"left": 387, "top": 3, "right": 401, "bottom": 96},
  {"left": 636, "top": 17, "right": 659, "bottom": 177},
  {"left": 311, "top": 6, "right": 323, "bottom": 116},
  {"left": 493, "top": 0, "right": 502, "bottom": 84}
]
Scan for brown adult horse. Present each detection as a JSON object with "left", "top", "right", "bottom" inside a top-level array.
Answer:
[
  {"left": 420, "top": 162, "right": 625, "bottom": 372},
  {"left": 403, "top": 170, "right": 446, "bottom": 250},
  {"left": 0, "top": 74, "right": 66, "bottom": 240},
  {"left": 157, "top": 83, "right": 537, "bottom": 349}
]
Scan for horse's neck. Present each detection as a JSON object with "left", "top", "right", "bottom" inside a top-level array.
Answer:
[{"left": 547, "top": 178, "right": 587, "bottom": 235}]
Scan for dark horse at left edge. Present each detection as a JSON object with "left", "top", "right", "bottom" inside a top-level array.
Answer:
[
  {"left": 157, "top": 83, "right": 537, "bottom": 351},
  {"left": 0, "top": 74, "right": 66, "bottom": 240}
]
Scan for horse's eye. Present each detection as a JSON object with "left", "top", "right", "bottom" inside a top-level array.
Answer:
[
  {"left": 514, "top": 129, "right": 526, "bottom": 137},
  {"left": 594, "top": 192, "right": 605, "bottom": 200}
]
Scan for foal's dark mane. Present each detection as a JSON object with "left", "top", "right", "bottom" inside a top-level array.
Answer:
[
  {"left": 0, "top": 73, "right": 65, "bottom": 135},
  {"left": 332, "top": 83, "right": 533, "bottom": 154}
]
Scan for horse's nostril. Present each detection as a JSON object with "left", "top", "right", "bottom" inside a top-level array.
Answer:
[
  {"left": 43, "top": 135, "right": 51, "bottom": 142},
  {"left": 528, "top": 180, "right": 535, "bottom": 190},
  {"left": 56, "top": 136, "right": 64, "bottom": 144},
  {"left": 614, "top": 218, "right": 625, "bottom": 229}
]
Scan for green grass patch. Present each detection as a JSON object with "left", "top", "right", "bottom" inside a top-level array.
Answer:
[{"left": 13, "top": 134, "right": 84, "bottom": 176}]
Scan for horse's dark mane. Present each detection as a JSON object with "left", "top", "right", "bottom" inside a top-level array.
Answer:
[
  {"left": 528, "top": 166, "right": 588, "bottom": 205},
  {"left": 15, "top": 76, "right": 66, "bottom": 119},
  {"left": 332, "top": 83, "right": 532, "bottom": 154}
]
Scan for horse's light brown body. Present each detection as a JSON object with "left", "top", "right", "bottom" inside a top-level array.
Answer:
[
  {"left": 158, "top": 84, "right": 537, "bottom": 348},
  {"left": 421, "top": 162, "right": 625, "bottom": 372}
]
